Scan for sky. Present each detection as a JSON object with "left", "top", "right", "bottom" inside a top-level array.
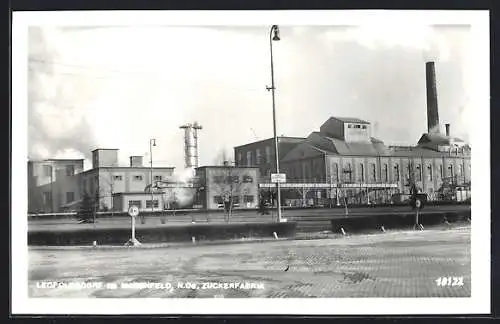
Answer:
[{"left": 28, "top": 23, "right": 474, "bottom": 172}]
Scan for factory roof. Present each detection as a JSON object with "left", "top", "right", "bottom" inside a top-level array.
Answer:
[
  {"left": 332, "top": 117, "right": 370, "bottom": 124},
  {"left": 417, "top": 133, "right": 466, "bottom": 146},
  {"left": 234, "top": 136, "right": 305, "bottom": 149}
]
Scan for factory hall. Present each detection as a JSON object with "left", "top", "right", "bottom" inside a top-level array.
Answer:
[{"left": 27, "top": 61, "right": 471, "bottom": 213}]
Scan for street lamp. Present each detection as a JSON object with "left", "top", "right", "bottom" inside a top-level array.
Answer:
[
  {"left": 266, "top": 25, "right": 282, "bottom": 223},
  {"left": 150, "top": 138, "right": 156, "bottom": 218}
]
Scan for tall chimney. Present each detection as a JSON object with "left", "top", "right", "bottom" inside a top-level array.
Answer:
[
  {"left": 425, "top": 62, "right": 440, "bottom": 134},
  {"left": 445, "top": 123, "right": 450, "bottom": 137}
]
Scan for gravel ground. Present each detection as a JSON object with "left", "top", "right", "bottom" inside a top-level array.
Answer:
[{"left": 28, "top": 226, "right": 471, "bottom": 298}]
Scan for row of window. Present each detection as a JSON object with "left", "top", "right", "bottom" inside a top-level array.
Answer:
[
  {"left": 212, "top": 175, "right": 254, "bottom": 184},
  {"left": 238, "top": 146, "right": 273, "bottom": 166},
  {"left": 213, "top": 195, "right": 255, "bottom": 204},
  {"left": 330, "top": 162, "right": 467, "bottom": 183},
  {"left": 128, "top": 200, "right": 159, "bottom": 208},
  {"left": 42, "top": 165, "right": 76, "bottom": 177},
  {"left": 42, "top": 192, "right": 75, "bottom": 206},
  {"left": 347, "top": 124, "right": 367, "bottom": 129}
]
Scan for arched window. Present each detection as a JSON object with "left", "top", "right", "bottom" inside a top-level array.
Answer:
[
  {"left": 416, "top": 164, "right": 422, "bottom": 181},
  {"left": 370, "top": 163, "right": 376, "bottom": 182},
  {"left": 344, "top": 163, "right": 352, "bottom": 183},
  {"left": 427, "top": 165, "right": 433, "bottom": 181},
  {"left": 394, "top": 164, "right": 400, "bottom": 181},
  {"left": 332, "top": 163, "right": 339, "bottom": 182}
]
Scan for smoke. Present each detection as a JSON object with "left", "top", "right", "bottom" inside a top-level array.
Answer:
[
  {"left": 165, "top": 168, "right": 197, "bottom": 208},
  {"left": 28, "top": 27, "right": 97, "bottom": 162}
]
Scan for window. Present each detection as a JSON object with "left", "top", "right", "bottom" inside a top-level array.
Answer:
[
  {"left": 43, "top": 192, "right": 51, "bottom": 206},
  {"left": 243, "top": 175, "right": 254, "bottom": 183},
  {"left": 459, "top": 165, "right": 464, "bottom": 177},
  {"left": 344, "top": 163, "right": 352, "bottom": 183},
  {"left": 355, "top": 124, "right": 361, "bottom": 129},
  {"left": 394, "top": 164, "right": 400, "bottom": 181},
  {"left": 66, "top": 192, "right": 75, "bottom": 203},
  {"left": 226, "top": 175, "right": 239, "bottom": 183},
  {"left": 146, "top": 200, "right": 159, "bottom": 208},
  {"left": 416, "top": 164, "right": 422, "bottom": 181},
  {"left": 383, "top": 164, "right": 388, "bottom": 182},
  {"left": 213, "top": 196, "right": 223, "bottom": 204},
  {"left": 129, "top": 200, "right": 142, "bottom": 208},
  {"left": 440, "top": 165, "right": 444, "bottom": 179},
  {"left": 113, "top": 175, "right": 123, "bottom": 181},
  {"left": 427, "top": 165, "right": 433, "bottom": 181},
  {"left": 246, "top": 151, "right": 252, "bottom": 166},
  {"left": 133, "top": 175, "right": 143, "bottom": 181},
  {"left": 348, "top": 124, "right": 352, "bottom": 128},
  {"left": 66, "top": 165, "right": 75, "bottom": 176},
  {"left": 243, "top": 195, "right": 254, "bottom": 203},
  {"left": 238, "top": 152, "right": 242, "bottom": 165},
  {"left": 332, "top": 163, "right": 339, "bottom": 182},
  {"left": 231, "top": 196, "right": 240, "bottom": 204},
  {"left": 448, "top": 164, "right": 454, "bottom": 178},
  {"left": 213, "top": 175, "right": 224, "bottom": 183},
  {"left": 359, "top": 163, "right": 365, "bottom": 182},
  {"left": 370, "top": 163, "right": 376, "bottom": 182},
  {"left": 256, "top": 149, "right": 261, "bottom": 165},
  {"left": 82, "top": 179, "right": 87, "bottom": 192},
  {"left": 43, "top": 165, "right": 52, "bottom": 177},
  {"left": 265, "top": 146, "right": 271, "bottom": 163},
  {"left": 154, "top": 175, "right": 162, "bottom": 181},
  {"left": 362, "top": 125, "right": 367, "bottom": 129}
]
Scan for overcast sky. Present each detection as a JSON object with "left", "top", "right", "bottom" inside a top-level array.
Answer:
[{"left": 28, "top": 23, "right": 473, "bottom": 171}]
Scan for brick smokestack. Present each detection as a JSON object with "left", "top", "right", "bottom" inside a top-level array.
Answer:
[{"left": 426, "top": 62, "right": 440, "bottom": 134}]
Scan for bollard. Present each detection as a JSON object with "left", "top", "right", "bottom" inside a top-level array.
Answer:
[
  {"left": 192, "top": 236, "right": 196, "bottom": 244},
  {"left": 340, "top": 227, "right": 346, "bottom": 236},
  {"left": 273, "top": 232, "right": 279, "bottom": 240},
  {"left": 380, "top": 226, "right": 386, "bottom": 233}
]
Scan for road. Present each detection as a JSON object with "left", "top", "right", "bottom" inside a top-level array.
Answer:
[
  {"left": 29, "top": 225, "right": 471, "bottom": 298},
  {"left": 28, "top": 205, "right": 470, "bottom": 232}
]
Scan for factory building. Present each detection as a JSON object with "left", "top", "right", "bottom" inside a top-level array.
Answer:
[
  {"left": 233, "top": 137, "right": 304, "bottom": 178},
  {"left": 28, "top": 159, "right": 85, "bottom": 213},
  {"left": 235, "top": 61, "right": 471, "bottom": 206},
  {"left": 195, "top": 165, "right": 260, "bottom": 210},
  {"left": 28, "top": 149, "right": 175, "bottom": 213}
]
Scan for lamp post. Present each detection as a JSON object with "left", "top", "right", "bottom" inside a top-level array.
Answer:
[
  {"left": 266, "top": 25, "right": 282, "bottom": 223},
  {"left": 150, "top": 138, "right": 156, "bottom": 218}
]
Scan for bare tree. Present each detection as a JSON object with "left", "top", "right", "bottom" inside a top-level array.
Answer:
[{"left": 212, "top": 164, "right": 242, "bottom": 223}]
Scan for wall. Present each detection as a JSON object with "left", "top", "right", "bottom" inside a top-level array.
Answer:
[
  {"left": 81, "top": 167, "right": 175, "bottom": 211},
  {"left": 28, "top": 160, "right": 84, "bottom": 213},
  {"left": 115, "top": 193, "right": 166, "bottom": 212},
  {"left": 203, "top": 167, "right": 260, "bottom": 210}
]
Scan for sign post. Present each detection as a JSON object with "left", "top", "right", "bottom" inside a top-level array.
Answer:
[
  {"left": 271, "top": 173, "right": 286, "bottom": 222},
  {"left": 125, "top": 205, "right": 142, "bottom": 246}
]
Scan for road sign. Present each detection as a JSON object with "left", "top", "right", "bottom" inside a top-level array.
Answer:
[
  {"left": 271, "top": 173, "right": 286, "bottom": 183},
  {"left": 128, "top": 205, "right": 139, "bottom": 217}
]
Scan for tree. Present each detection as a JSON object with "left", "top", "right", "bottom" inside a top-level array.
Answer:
[
  {"left": 213, "top": 165, "right": 242, "bottom": 223},
  {"left": 77, "top": 192, "right": 94, "bottom": 223}
]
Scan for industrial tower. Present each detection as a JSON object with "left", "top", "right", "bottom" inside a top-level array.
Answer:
[{"left": 179, "top": 122, "right": 202, "bottom": 169}]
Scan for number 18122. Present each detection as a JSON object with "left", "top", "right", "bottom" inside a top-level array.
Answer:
[{"left": 436, "top": 276, "right": 464, "bottom": 287}]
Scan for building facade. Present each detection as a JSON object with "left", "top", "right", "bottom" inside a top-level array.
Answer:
[
  {"left": 196, "top": 166, "right": 260, "bottom": 210},
  {"left": 233, "top": 137, "right": 304, "bottom": 179},
  {"left": 236, "top": 116, "right": 471, "bottom": 206},
  {"left": 27, "top": 149, "right": 176, "bottom": 213},
  {"left": 28, "top": 159, "right": 84, "bottom": 213}
]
